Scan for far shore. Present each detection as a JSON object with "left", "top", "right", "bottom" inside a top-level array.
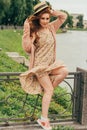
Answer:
[{"left": 57, "top": 28, "right": 87, "bottom": 33}]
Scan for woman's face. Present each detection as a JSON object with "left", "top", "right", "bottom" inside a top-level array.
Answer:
[{"left": 39, "top": 13, "right": 50, "bottom": 28}]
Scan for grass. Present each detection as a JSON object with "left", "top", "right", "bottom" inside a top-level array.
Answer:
[
  {"left": 0, "top": 29, "right": 27, "bottom": 72},
  {"left": 0, "top": 51, "right": 27, "bottom": 72},
  {"left": 52, "top": 125, "right": 74, "bottom": 130},
  {"left": 0, "top": 29, "right": 25, "bottom": 55}
]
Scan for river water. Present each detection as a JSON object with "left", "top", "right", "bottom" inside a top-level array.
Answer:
[{"left": 56, "top": 30, "right": 87, "bottom": 72}]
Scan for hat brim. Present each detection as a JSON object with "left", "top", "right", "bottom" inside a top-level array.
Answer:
[{"left": 34, "top": 5, "right": 48, "bottom": 15}]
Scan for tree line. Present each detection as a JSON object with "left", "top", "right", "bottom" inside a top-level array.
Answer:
[
  {"left": 0, "top": 0, "right": 40, "bottom": 26},
  {"left": 0, "top": 0, "right": 83, "bottom": 28}
]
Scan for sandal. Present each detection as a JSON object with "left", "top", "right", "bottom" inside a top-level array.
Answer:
[{"left": 37, "top": 118, "right": 52, "bottom": 130}]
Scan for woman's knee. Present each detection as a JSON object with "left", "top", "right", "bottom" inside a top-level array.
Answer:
[
  {"left": 36, "top": 74, "right": 54, "bottom": 94},
  {"left": 56, "top": 67, "right": 68, "bottom": 79},
  {"left": 63, "top": 67, "right": 68, "bottom": 77}
]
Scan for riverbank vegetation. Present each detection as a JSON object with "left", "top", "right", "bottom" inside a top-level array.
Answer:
[{"left": 68, "top": 28, "right": 87, "bottom": 31}]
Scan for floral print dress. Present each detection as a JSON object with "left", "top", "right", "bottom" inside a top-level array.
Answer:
[{"left": 20, "top": 29, "right": 65, "bottom": 94}]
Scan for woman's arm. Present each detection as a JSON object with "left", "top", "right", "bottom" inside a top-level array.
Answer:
[
  {"left": 22, "top": 19, "right": 35, "bottom": 53},
  {"left": 50, "top": 10, "right": 67, "bottom": 32}
]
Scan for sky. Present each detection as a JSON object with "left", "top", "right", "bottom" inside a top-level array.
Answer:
[{"left": 41, "top": 0, "right": 87, "bottom": 20}]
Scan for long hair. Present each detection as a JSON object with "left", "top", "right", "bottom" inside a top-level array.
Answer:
[{"left": 28, "top": 7, "right": 51, "bottom": 37}]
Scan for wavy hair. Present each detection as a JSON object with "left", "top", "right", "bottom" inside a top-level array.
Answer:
[{"left": 28, "top": 7, "right": 51, "bottom": 36}]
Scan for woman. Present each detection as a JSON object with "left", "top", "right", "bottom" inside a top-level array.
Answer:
[{"left": 20, "top": 1, "right": 68, "bottom": 130}]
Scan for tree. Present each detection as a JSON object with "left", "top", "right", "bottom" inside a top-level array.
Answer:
[
  {"left": 1, "top": 0, "right": 11, "bottom": 25},
  {"left": 60, "top": 10, "right": 73, "bottom": 28},
  {"left": 67, "top": 15, "right": 73, "bottom": 28},
  {"left": 76, "top": 15, "right": 84, "bottom": 28},
  {"left": 0, "top": 0, "right": 41, "bottom": 25},
  {"left": 8, "top": 0, "right": 23, "bottom": 25},
  {"left": 33, "top": 0, "right": 40, "bottom": 6},
  {"left": 25, "top": 0, "right": 33, "bottom": 17},
  {"left": 0, "top": 0, "right": 6, "bottom": 24},
  {"left": 16, "top": 0, "right": 27, "bottom": 25}
]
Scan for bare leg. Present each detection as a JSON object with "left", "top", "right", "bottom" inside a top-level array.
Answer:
[
  {"left": 37, "top": 74, "right": 54, "bottom": 118},
  {"left": 51, "top": 67, "right": 68, "bottom": 88}
]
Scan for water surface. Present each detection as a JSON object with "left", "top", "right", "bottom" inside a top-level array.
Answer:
[{"left": 56, "top": 30, "right": 87, "bottom": 72}]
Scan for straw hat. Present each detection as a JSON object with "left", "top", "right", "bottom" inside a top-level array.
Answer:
[{"left": 34, "top": 1, "right": 49, "bottom": 15}]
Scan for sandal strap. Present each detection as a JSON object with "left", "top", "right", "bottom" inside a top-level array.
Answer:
[{"left": 37, "top": 118, "right": 52, "bottom": 129}]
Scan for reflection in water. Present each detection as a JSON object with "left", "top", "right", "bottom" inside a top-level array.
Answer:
[{"left": 56, "top": 30, "right": 87, "bottom": 72}]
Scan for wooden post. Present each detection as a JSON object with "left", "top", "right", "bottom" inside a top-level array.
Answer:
[{"left": 76, "top": 67, "right": 87, "bottom": 125}]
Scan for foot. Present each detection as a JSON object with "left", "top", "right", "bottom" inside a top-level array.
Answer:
[{"left": 37, "top": 118, "right": 52, "bottom": 130}]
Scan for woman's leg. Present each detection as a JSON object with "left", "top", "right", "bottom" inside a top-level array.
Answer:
[
  {"left": 51, "top": 67, "right": 68, "bottom": 88},
  {"left": 37, "top": 74, "right": 54, "bottom": 119}
]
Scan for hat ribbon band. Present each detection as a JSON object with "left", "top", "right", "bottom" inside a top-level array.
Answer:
[{"left": 34, "top": 4, "right": 47, "bottom": 12}]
